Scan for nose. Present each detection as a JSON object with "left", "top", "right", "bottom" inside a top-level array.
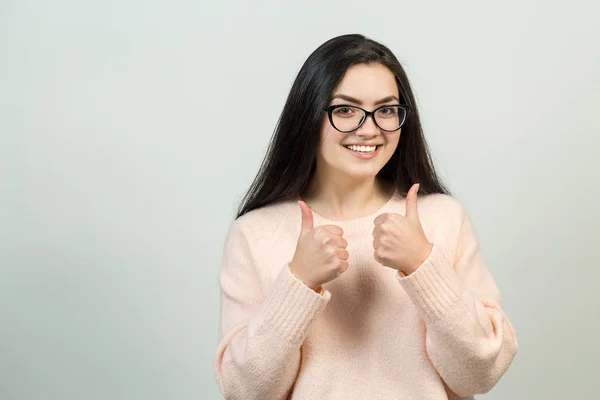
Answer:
[{"left": 355, "top": 113, "right": 380, "bottom": 137}]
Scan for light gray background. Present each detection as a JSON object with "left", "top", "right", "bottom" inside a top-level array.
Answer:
[{"left": 1, "top": 0, "right": 599, "bottom": 399}]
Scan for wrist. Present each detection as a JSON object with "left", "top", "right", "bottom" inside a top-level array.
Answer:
[
  {"left": 289, "top": 263, "right": 321, "bottom": 293},
  {"left": 403, "top": 243, "right": 433, "bottom": 276}
]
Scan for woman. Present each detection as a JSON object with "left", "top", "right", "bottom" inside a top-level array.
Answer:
[{"left": 214, "top": 34, "right": 518, "bottom": 399}]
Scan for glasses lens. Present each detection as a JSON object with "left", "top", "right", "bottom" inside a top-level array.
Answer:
[
  {"left": 374, "top": 106, "right": 406, "bottom": 131},
  {"left": 331, "top": 106, "right": 407, "bottom": 132},
  {"left": 331, "top": 106, "right": 365, "bottom": 132}
]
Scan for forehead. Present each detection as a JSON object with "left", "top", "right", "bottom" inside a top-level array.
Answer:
[{"left": 333, "top": 64, "right": 399, "bottom": 101}]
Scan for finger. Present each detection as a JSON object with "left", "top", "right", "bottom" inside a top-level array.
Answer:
[
  {"left": 327, "top": 236, "right": 348, "bottom": 249},
  {"left": 373, "top": 251, "right": 381, "bottom": 264},
  {"left": 337, "top": 248, "right": 350, "bottom": 261},
  {"left": 339, "top": 236, "right": 349, "bottom": 249},
  {"left": 339, "top": 260, "right": 349, "bottom": 273},
  {"left": 373, "top": 213, "right": 387, "bottom": 226},
  {"left": 298, "top": 201, "right": 314, "bottom": 234},
  {"left": 405, "top": 183, "right": 420, "bottom": 221},
  {"left": 319, "top": 224, "right": 344, "bottom": 236}
]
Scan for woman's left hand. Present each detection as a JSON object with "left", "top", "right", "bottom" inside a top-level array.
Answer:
[{"left": 373, "top": 183, "right": 433, "bottom": 275}]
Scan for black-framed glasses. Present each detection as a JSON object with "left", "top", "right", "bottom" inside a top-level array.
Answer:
[{"left": 323, "top": 104, "right": 409, "bottom": 133}]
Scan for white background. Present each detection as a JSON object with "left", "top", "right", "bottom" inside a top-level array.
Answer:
[{"left": 1, "top": 0, "right": 599, "bottom": 399}]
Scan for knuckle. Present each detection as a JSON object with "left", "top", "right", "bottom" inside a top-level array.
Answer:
[
  {"left": 339, "top": 249, "right": 349, "bottom": 260},
  {"left": 341, "top": 261, "right": 349, "bottom": 272}
]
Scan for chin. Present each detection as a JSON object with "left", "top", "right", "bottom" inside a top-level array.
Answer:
[{"left": 343, "top": 166, "right": 383, "bottom": 179}]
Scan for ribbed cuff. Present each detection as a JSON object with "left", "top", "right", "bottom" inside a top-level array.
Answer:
[
  {"left": 397, "top": 244, "right": 463, "bottom": 324},
  {"left": 255, "top": 263, "right": 331, "bottom": 347}
]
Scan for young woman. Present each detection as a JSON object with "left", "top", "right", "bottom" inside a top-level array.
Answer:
[{"left": 214, "top": 34, "right": 518, "bottom": 400}]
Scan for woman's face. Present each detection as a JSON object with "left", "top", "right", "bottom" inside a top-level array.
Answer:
[{"left": 317, "top": 63, "right": 401, "bottom": 182}]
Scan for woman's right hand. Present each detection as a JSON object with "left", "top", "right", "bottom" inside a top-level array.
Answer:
[{"left": 289, "top": 201, "right": 349, "bottom": 292}]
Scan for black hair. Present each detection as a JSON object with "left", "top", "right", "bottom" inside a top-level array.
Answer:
[{"left": 236, "top": 33, "right": 450, "bottom": 219}]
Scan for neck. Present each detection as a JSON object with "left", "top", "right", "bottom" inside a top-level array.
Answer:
[{"left": 302, "top": 169, "right": 391, "bottom": 221}]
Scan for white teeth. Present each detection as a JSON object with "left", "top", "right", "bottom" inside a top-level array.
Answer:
[{"left": 346, "top": 145, "right": 378, "bottom": 153}]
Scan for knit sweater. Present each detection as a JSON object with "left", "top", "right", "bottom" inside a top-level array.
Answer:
[{"left": 214, "top": 190, "right": 518, "bottom": 399}]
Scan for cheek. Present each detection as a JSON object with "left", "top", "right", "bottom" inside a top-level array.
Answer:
[
  {"left": 387, "top": 130, "right": 401, "bottom": 147},
  {"left": 319, "top": 127, "right": 346, "bottom": 160},
  {"left": 382, "top": 132, "right": 400, "bottom": 155}
]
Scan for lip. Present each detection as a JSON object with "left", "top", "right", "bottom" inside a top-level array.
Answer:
[{"left": 343, "top": 144, "right": 382, "bottom": 160}]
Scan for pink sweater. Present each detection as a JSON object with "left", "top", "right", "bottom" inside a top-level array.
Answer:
[{"left": 214, "top": 190, "right": 518, "bottom": 399}]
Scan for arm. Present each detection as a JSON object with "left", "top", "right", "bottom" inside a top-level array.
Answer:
[
  {"left": 214, "top": 219, "right": 330, "bottom": 400},
  {"left": 397, "top": 204, "right": 518, "bottom": 397}
]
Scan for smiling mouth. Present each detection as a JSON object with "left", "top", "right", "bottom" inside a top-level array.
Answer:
[{"left": 342, "top": 144, "right": 383, "bottom": 154}]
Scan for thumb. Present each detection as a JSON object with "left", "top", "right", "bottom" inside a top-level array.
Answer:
[
  {"left": 405, "top": 183, "right": 420, "bottom": 221},
  {"left": 298, "top": 201, "right": 314, "bottom": 233}
]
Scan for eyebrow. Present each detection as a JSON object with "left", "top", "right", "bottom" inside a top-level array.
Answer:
[{"left": 330, "top": 94, "right": 400, "bottom": 105}]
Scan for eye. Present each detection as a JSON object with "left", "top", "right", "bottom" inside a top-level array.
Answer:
[
  {"left": 333, "top": 106, "right": 358, "bottom": 117},
  {"left": 379, "top": 107, "right": 398, "bottom": 115}
]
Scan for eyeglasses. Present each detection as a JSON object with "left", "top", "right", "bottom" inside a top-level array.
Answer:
[{"left": 323, "top": 104, "right": 409, "bottom": 133}]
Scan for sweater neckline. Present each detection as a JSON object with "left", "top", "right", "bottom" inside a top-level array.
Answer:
[{"left": 297, "top": 187, "right": 403, "bottom": 238}]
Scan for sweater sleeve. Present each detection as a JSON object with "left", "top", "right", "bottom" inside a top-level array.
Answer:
[
  {"left": 214, "top": 219, "right": 331, "bottom": 400},
  {"left": 396, "top": 204, "right": 518, "bottom": 397}
]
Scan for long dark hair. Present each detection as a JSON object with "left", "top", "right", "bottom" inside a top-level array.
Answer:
[{"left": 236, "top": 34, "right": 450, "bottom": 219}]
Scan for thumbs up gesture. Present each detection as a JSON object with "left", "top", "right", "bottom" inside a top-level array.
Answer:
[
  {"left": 289, "top": 201, "right": 350, "bottom": 292},
  {"left": 373, "top": 183, "right": 433, "bottom": 275}
]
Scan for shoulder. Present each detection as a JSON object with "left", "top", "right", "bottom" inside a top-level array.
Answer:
[
  {"left": 414, "top": 193, "right": 474, "bottom": 242},
  {"left": 227, "top": 198, "right": 299, "bottom": 246},
  {"left": 418, "top": 192, "right": 469, "bottom": 220}
]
